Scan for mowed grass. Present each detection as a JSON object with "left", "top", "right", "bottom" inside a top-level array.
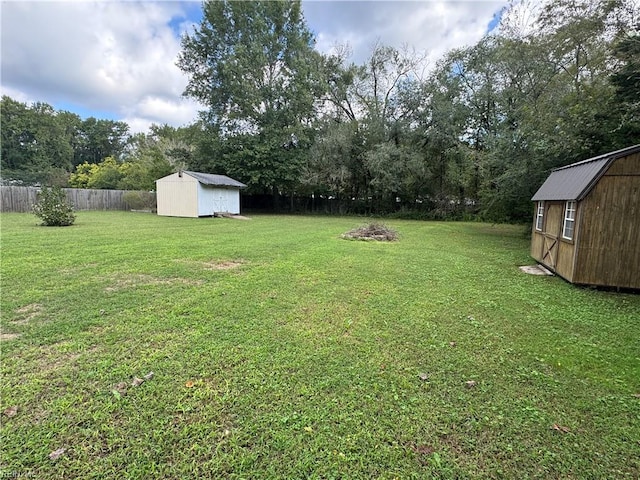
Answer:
[{"left": 1, "top": 212, "right": 638, "bottom": 479}]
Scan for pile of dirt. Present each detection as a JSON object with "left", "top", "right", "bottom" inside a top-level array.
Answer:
[{"left": 341, "top": 222, "right": 399, "bottom": 242}]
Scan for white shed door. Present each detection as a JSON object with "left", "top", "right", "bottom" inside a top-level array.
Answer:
[{"left": 213, "top": 194, "right": 228, "bottom": 213}]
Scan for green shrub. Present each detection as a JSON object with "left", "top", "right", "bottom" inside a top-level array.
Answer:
[
  {"left": 32, "top": 186, "right": 76, "bottom": 226},
  {"left": 122, "top": 191, "right": 156, "bottom": 211}
]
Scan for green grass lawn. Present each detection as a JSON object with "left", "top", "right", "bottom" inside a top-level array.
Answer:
[{"left": 1, "top": 212, "right": 638, "bottom": 479}]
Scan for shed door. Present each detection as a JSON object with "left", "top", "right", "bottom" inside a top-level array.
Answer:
[
  {"left": 541, "top": 203, "right": 563, "bottom": 269},
  {"left": 213, "top": 193, "right": 227, "bottom": 213}
]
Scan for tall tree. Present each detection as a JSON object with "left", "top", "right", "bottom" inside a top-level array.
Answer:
[
  {"left": 177, "top": 0, "right": 324, "bottom": 198},
  {"left": 609, "top": 31, "right": 640, "bottom": 137},
  {"left": 308, "top": 44, "right": 428, "bottom": 212},
  {"left": 0, "top": 96, "right": 74, "bottom": 185},
  {"left": 419, "top": 0, "right": 639, "bottom": 221},
  {"left": 74, "top": 117, "right": 130, "bottom": 165}
]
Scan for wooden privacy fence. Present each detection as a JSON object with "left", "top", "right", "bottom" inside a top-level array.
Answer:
[{"left": 0, "top": 186, "right": 156, "bottom": 213}]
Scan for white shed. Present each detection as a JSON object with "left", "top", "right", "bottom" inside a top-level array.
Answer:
[{"left": 155, "top": 171, "right": 247, "bottom": 218}]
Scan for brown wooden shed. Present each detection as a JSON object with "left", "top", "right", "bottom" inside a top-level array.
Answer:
[{"left": 530, "top": 144, "right": 640, "bottom": 289}]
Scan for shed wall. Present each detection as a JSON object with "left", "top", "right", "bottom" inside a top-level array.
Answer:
[
  {"left": 196, "top": 186, "right": 241, "bottom": 216},
  {"left": 531, "top": 201, "right": 577, "bottom": 282},
  {"left": 556, "top": 232, "right": 577, "bottom": 283},
  {"left": 573, "top": 154, "right": 640, "bottom": 288},
  {"left": 217, "top": 188, "right": 240, "bottom": 214},
  {"left": 197, "top": 185, "right": 215, "bottom": 216},
  {"left": 156, "top": 173, "right": 199, "bottom": 217},
  {"left": 530, "top": 204, "right": 545, "bottom": 260}
]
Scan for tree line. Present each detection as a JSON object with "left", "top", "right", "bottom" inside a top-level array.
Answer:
[
  {"left": 0, "top": 99, "right": 196, "bottom": 191},
  {"left": 2, "top": 0, "right": 638, "bottom": 221}
]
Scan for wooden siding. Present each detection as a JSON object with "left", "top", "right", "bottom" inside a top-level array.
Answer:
[
  {"left": 156, "top": 173, "right": 199, "bottom": 217},
  {"left": 530, "top": 203, "right": 545, "bottom": 261},
  {"left": 531, "top": 201, "right": 577, "bottom": 282},
  {"left": 604, "top": 151, "right": 640, "bottom": 175},
  {"left": 555, "top": 234, "right": 577, "bottom": 282},
  {"left": 573, "top": 156, "right": 640, "bottom": 288}
]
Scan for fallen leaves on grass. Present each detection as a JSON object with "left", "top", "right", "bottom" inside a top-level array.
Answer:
[
  {"left": 185, "top": 381, "right": 195, "bottom": 388},
  {"left": 132, "top": 372, "right": 153, "bottom": 387},
  {"left": 551, "top": 424, "right": 571, "bottom": 434},
  {"left": 3, "top": 406, "right": 18, "bottom": 418},
  {"left": 112, "top": 372, "right": 154, "bottom": 397},
  {"left": 410, "top": 444, "right": 436, "bottom": 455},
  {"left": 131, "top": 377, "right": 144, "bottom": 387},
  {"left": 49, "top": 448, "right": 66, "bottom": 461},
  {"left": 112, "top": 382, "right": 129, "bottom": 398}
]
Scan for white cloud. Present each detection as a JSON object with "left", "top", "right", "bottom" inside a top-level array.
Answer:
[
  {"left": 1, "top": 1, "right": 202, "bottom": 133},
  {"left": 1, "top": 1, "right": 508, "bottom": 134},
  {"left": 122, "top": 95, "right": 201, "bottom": 133},
  {"left": 0, "top": 84, "right": 36, "bottom": 104},
  {"left": 304, "top": 0, "right": 506, "bottom": 66}
]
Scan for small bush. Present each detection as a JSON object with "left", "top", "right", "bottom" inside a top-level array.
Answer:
[
  {"left": 32, "top": 186, "right": 76, "bottom": 226},
  {"left": 123, "top": 191, "right": 156, "bottom": 211}
]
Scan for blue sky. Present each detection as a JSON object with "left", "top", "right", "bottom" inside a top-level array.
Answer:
[{"left": 1, "top": 0, "right": 508, "bottom": 133}]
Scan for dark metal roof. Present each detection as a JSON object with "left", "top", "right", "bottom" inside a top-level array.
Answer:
[
  {"left": 531, "top": 157, "right": 611, "bottom": 201},
  {"left": 184, "top": 171, "right": 247, "bottom": 188},
  {"left": 531, "top": 144, "right": 640, "bottom": 201}
]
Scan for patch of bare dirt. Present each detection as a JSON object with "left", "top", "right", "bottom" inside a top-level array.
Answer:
[
  {"left": 202, "top": 260, "right": 244, "bottom": 270},
  {"left": 35, "top": 341, "right": 83, "bottom": 373},
  {"left": 105, "top": 274, "right": 203, "bottom": 292},
  {"left": 341, "top": 222, "right": 399, "bottom": 241},
  {"left": 176, "top": 259, "right": 246, "bottom": 271},
  {"left": 58, "top": 263, "right": 99, "bottom": 276},
  {"left": 40, "top": 352, "right": 81, "bottom": 372},
  {"left": 12, "top": 303, "right": 43, "bottom": 325},
  {"left": 0, "top": 333, "right": 21, "bottom": 341}
]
